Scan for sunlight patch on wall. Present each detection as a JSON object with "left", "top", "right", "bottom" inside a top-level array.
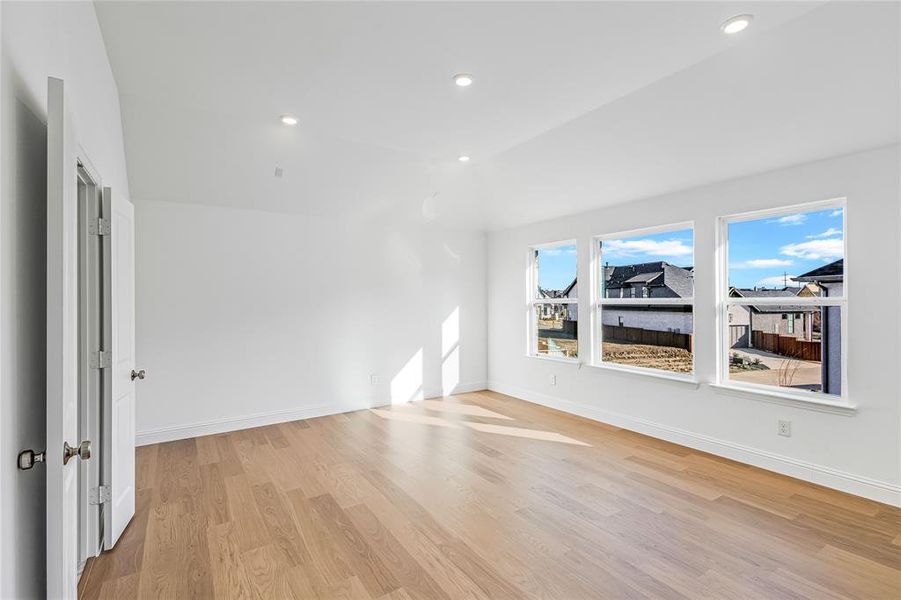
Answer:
[
  {"left": 441, "top": 307, "right": 461, "bottom": 396},
  {"left": 442, "top": 307, "right": 460, "bottom": 356},
  {"left": 441, "top": 347, "right": 460, "bottom": 397},
  {"left": 390, "top": 348, "right": 423, "bottom": 405}
]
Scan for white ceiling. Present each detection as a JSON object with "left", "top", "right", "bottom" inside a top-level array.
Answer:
[{"left": 95, "top": 1, "right": 899, "bottom": 229}]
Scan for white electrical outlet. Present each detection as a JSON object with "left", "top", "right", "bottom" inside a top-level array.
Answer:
[
  {"left": 370, "top": 375, "right": 380, "bottom": 385},
  {"left": 549, "top": 374, "right": 557, "bottom": 386},
  {"left": 778, "top": 420, "right": 792, "bottom": 437}
]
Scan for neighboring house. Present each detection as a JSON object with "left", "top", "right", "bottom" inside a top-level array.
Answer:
[
  {"left": 793, "top": 259, "right": 843, "bottom": 395},
  {"left": 603, "top": 262, "right": 694, "bottom": 334},
  {"left": 728, "top": 288, "right": 816, "bottom": 347},
  {"left": 538, "top": 278, "right": 578, "bottom": 321},
  {"left": 796, "top": 282, "right": 822, "bottom": 297},
  {"left": 603, "top": 261, "right": 693, "bottom": 299}
]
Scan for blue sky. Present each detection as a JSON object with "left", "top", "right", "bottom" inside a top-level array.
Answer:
[
  {"left": 728, "top": 208, "right": 844, "bottom": 289},
  {"left": 536, "top": 210, "right": 843, "bottom": 292},
  {"left": 537, "top": 229, "right": 696, "bottom": 291},
  {"left": 600, "top": 229, "right": 694, "bottom": 268},
  {"left": 536, "top": 244, "right": 577, "bottom": 291}
]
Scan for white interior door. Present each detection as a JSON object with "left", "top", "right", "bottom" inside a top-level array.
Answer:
[
  {"left": 47, "top": 76, "right": 80, "bottom": 599},
  {"left": 104, "top": 187, "right": 136, "bottom": 547}
]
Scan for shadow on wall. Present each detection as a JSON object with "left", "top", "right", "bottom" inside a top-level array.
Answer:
[{"left": 1, "top": 86, "right": 49, "bottom": 595}]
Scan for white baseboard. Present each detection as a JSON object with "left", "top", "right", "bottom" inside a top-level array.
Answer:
[
  {"left": 136, "top": 403, "right": 369, "bottom": 446},
  {"left": 423, "top": 381, "right": 489, "bottom": 398},
  {"left": 135, "top": 381, "right": 489, "bottom": 446},
  {"left": 489, "top": 381, "right": 901, "bottom": 507}
]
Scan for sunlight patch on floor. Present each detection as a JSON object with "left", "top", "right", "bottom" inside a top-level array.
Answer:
[
  {"left": 419, "top": 399, "right": 514, "bottom": 420},
  {"left": 371, "top": 409, "right": 456, "bottom": 428},
  {"left": 463, "top": 421, "right": 591, "bottom": 446},
  {"left": 370, "top": 406, "right": 590, "bottom": 446}
]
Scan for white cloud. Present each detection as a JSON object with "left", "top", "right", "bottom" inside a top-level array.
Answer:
[
  {"left": 780, "top": 238, "right": 843, "bottom": 261},
  {"left": 603, "top": 238, "right": 692, "bottom": 258},
  {"left": 770, "top": 214, "right": 806, "bottom": 226},
  {"left": 541, "top": 247, "right": 576, "bottom": 256},
  {"left": 806, "top": 228, "right": 842, "bottom": 239},
  {"left": 732, "top": 258, "right": 793, "bottom": 269},
  {"left": 756, "top": 275, "right": 798, "bottom": 287},
  {"left": 830, "top": 208, "right": 844, "bottom": 217}
]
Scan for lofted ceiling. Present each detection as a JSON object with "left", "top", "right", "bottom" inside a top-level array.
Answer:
[{"left": 95, "top": 1, "right": 899, "bottom": 229}]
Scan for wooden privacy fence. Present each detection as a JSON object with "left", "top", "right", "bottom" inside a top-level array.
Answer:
[
  {"left": 752, "top": 330, "right": 821, "bottom": 362},
  {"left": 603, "top": 325, "right": 693, "bottom": 352}
]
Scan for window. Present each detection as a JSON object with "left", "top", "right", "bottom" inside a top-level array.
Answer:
[
  {"left": 594, "top": 224, "right": 694, "bottom": 376},
  {"left": 529, "top": 241, "right": 578, "bottom": 359},
  {"left": 720, "top": 201, "right": 846, "bottom": 399}
]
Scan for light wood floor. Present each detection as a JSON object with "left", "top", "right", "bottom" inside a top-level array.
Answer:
[{"left": 79, "top": 391, "right": 901, "bottom": 599}]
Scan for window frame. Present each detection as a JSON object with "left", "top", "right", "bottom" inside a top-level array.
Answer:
[
  {"left": 716, "top": 198, "right": 849, "bottom": 406},
  {"left": 527, "top": 239, "right": 579, "bottom": 362},
  {"left": 591, "top": 221, "right": 696, "bottom": 381}
]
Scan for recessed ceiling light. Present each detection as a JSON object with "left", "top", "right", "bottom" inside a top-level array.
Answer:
[
  {"left": 280, "top": 114, "right": 298, "bottom": 126},
  {"left": 458, "top": 155, "right": 471, "bottom": 162},
  {"left": 453, "top": 73, "right": 474, "bottom": 87},
  {"left": 721, "top": 14, "right": 753, "bottom": 34}
]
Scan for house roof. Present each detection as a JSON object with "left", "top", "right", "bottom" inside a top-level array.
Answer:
[
  {"left": 793, "top": 259, "right": 844, "bottom": 282},
  {"left": 604, "top": 261, "right": 693, "bottom": 298},
  {"left": 538, "top": 277, "right": 577, "bottom": 299},
  {"left": 623, "top": 271, "right": 662, "bottom": 284},
  {"left": 729, "top": 287, "right": 816, "bottom": 313},
  {"left": 731, "top": 288, "right": 801, "bottom": 298}
]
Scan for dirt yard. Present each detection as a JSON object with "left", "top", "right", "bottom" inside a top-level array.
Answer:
[
  {"left": 537, "top": 337, "right": 578, "bottom": 358},
  {"left": 602, "top": 341, "right": 693, "bottom": 373}
]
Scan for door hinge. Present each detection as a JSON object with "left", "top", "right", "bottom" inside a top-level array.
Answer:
[
  {"left": 89, "top": 350, "right": 111, "bottom": 369},
  {"left": 88, "top": 217, "right": 111, "bottom": 236},
  {"left": 89, "top": 485, "right": 111, "bottom": 505}
]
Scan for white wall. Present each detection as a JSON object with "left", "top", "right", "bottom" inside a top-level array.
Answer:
[
  {"left": 134, "top": 199, "right": 487, "bottom": 443},
  {"left": 0, "top": 2, "right": 129, "bottom": 597},
  {"left": 488, "top": 145, "right": 901, "bottom": 505}
]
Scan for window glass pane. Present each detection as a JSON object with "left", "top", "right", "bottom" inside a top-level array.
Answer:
[
  {"left": 600, "top": 228, "right": 694, "bottom": 299},
  {"left": 535, "top": 303, "right": 578, "bottom": 359},
  {"left": 728, "top": 207, "right": 844, "bottom": 299},
  {"left": 727, "top": 304, "right": 842, "bottom": 396},
  {"left": 535, "top": 244, "right": 577, "bottom": 299},
  {"left": 601, "top": 305, "right": 693, "bottom": 373}
]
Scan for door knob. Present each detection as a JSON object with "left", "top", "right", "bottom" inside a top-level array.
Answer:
[
  {"left": 17, "top": 449, "right": 46, "bottom": 470},
  {"left": 131, "top": 369, "right": 145, "bottom": 381},
  {"left": 63, "top": 440, "right": 91, "bottom": 465}
]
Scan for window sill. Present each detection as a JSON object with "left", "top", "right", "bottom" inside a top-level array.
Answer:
[
  {"left": 527, "top": 354, "right": 580, "bottom": 365},
  {"left": 585, "top": 362, "right": 700, "bottom": 387},
  {"left": 708, "top": 383, "right": 857, "bottom": 416}
]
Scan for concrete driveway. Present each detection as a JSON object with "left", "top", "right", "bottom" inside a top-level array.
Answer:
[{"left": 730, "top": 347, "right": 822, "bottom": 390}]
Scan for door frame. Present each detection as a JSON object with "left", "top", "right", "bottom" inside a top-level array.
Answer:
[{"left": 75, "top": 155, "right": 107, "bottom": 572}]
